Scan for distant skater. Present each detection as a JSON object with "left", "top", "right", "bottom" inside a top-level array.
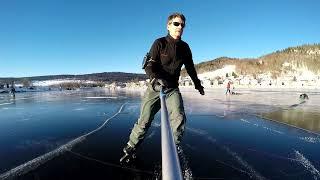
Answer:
[
  {"left": 299, "top": 93, "right": 309, "bottom": 100},
  {"left": 10, "top": 86, "right": 16, "bottom": 98},
  {"left": 120, "top": 12, "right": 205, "bottom": 164},
  {"left": 226, "top": 81, "right": 231, "bottom": 95}
]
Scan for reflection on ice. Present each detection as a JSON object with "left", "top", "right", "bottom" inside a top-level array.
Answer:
[{"left": 262, "top": 109, "right": 320, "bottom": 134}]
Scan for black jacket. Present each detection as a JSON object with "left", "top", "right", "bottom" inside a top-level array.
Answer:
[{"left": 145, "top": 35, "right": 201, "bottom": 89}]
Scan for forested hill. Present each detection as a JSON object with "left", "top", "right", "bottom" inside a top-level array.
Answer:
[
  {"left": 0, "top": 72, "right": 147, "bottom": 83},
  {"left": 181, "top": 43, "right": 320, "bottom": 78}
]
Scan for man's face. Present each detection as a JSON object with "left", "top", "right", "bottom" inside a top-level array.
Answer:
[{"left": 167, "top": 17, "right": 185, "bottom": 39}]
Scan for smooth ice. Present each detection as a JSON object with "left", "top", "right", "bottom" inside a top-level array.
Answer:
[{"left": 0, "top": 88, "right": 319, "bottom": 179}]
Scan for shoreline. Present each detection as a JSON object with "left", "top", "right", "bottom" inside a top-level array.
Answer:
[{"left": 121, "top": 85, "right": 320, "bottom": 92}]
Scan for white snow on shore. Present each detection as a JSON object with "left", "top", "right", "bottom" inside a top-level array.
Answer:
[{"left": 32, "top": 79, "right": 96, "bottom": 86}]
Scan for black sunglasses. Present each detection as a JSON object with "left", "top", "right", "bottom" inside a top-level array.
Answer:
[{"left": 172, "top": 22, "right": 185, "bottom": 28}]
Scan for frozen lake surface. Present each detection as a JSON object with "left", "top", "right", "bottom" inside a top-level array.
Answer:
[{"left": 0, "top": 88, "right": 320, "bottom": 179}]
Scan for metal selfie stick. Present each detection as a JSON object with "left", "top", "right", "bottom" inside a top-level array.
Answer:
[{"left": 160, "top": 86, "right": 183, "bottom": 180}]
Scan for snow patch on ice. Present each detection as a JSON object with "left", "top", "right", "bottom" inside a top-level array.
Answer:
[
  {"left": 240, "top": 118, "right": 250, "bottom": 123},
  {"left": 188, "top": 127, "right": 266, "bottom": 179},
  {"left": 240, "top": 118, "right": 284, "bottom": 134},
  {"left": 177, "top": 146, "right": 193, "bottom": 180},
  {"left": 186, "top": 127, "right": 208, "bottom": 136},
  {"left": 223, "top": 146, "right": 267, "bottom": 180},
  {"left": 0, "top": 102, "right": 13, "bottom": 106},
  {"left": 299, "top": 137, "right": 320, "bottom": 143},
  {"left": 205, "top": 133, "right": 266, "bottom": 180},
  {"left": 293, "top": 150, "right": 320, "bottom": 179},
  {"left": 73, "top": 108, "right": 86, "bottom": 111},
  {"left": 85, "top": 96, "right": 118, "bottom": 99}
]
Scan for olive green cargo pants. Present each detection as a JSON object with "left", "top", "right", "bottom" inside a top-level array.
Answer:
[{"left": 127, "top": 86, "right": 186, "bottom": 148}]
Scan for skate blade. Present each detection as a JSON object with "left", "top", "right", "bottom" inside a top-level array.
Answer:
[{"left": 120, "top": 154, "right": 136, "bottom": 164}]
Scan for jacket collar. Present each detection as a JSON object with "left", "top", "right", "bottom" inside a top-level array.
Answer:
[{"left": 166, "top": 34, "right": 181, "bottom": 44}]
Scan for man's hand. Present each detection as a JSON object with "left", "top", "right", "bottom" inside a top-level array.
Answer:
[
  {"left": 151, "top": 78, "right": 169, "bottom": 92},
  {"left": 157, "top": 79, "right": 168, "bottom": 88},
  {"left": 196, "top": 85, "right": 205, "bottom": 95}
]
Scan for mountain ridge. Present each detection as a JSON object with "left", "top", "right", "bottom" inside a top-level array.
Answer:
[
  {"left": 0, "top": 72, "right": 147, "bottom": 84},
  {"left": 1, "top": 43, "right": 320, "bottom": 84}
]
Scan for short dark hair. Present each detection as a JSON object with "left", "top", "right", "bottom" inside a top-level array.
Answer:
[{"left": 167, "top": 13, "right": 186, "bottom": 24}]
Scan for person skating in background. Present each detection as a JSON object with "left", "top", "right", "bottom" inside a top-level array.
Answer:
[
  {"left": 10, "top": 82, "right": 16, "bottom": 98},
  {"left": 226, "top": 81, "right": 231, "bottom": 95}
]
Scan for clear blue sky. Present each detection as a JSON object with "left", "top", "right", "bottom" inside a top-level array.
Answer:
[{"left": 1, "top": 0, "right": 319, "bottom": 77}]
